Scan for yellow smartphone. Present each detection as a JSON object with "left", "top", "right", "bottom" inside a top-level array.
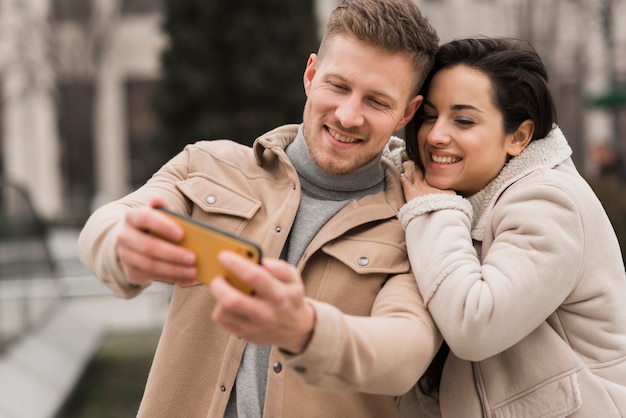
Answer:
[{"left": 153, "top": 206, "right": 261, "bottom": 294}]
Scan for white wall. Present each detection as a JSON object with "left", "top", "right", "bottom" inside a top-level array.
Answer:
[{"left": 0, "top": 0, "right": 63, "bottom": 219}]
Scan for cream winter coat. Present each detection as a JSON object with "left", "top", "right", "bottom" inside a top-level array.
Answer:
[{"left": 398, "top": 126, "right": 626, "bottom": 417}]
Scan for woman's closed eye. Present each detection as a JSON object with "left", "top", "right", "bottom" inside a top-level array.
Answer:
[
  {"left": 455, "top": 118, "right": 476, "bottom": 127},
  {"left": 421, "top": 113, "right": 438, "bottom": 123}
]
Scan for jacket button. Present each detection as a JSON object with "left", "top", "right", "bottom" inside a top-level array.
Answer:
[
  {"left": 205, "top": 195, "right": 217, "bottom": 205},
  {"left": 358, "top": 257, "right": 369, "bottom": 266},
  {"left": 275, "top": 226, "right": 282, "bottom": 233},
  {"left": 220, "top": 385, "right": 227, "bottom": 392},
  {"left": 272, "top": 362, "right": 282, "bottom": 373}
]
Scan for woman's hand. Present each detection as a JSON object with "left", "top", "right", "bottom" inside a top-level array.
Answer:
[{"left": 400, "top": 160, "right": 455, "bottom": 201}]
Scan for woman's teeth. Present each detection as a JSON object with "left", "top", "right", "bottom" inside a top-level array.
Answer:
[{"left": 432, "top": 154, "right": 461, "bottom": 164}]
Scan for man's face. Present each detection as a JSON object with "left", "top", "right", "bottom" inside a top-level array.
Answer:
[{"left": 302, "top": 34, "right": 422, "bottom": 175}]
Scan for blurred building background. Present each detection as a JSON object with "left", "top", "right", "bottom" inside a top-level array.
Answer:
[
  {"left": 0, "top": 0, "right": 624, "bottom": 416},
  {"left": 0, "top": 0, "right": 624, "bottom": 225},
  {"left": 419, "top": 0, "right": 626, "bottom": 174}
]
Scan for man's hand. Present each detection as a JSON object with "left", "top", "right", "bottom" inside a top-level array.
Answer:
[
  {"left": 115, "top": 198, "right": 197, "bottom": 287},
  {"left": 210, "top": 252, "right": 316, "bottom": 354}
]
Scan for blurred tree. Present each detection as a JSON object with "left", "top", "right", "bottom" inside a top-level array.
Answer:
[
  {"left": 585, "top": 143, "right": 626, "bottom": 265},
  {"left": 154, "top": 0, "right": 318, "bottom": 158},
  {"left": 512, "top": 0, "right": 624, "bottom": 170}
]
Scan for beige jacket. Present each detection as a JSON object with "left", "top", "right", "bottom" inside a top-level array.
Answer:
[
  {"left": 398, "top": 126, "right": 626, "bottom": 417},
  {"left": 78, "top": 124, "right": 441, "bottom": 418}
]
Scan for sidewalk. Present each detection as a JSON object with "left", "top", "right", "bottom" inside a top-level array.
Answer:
[
  {"left": 49, "top": 227, "right": 172, "bottom": 332},
  {"left": 0, "top": 227, "right": 172, "bottom": 418}
]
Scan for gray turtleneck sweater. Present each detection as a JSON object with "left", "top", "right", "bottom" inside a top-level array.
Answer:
[{"left": 226, "top": 125, "right": 386, "bottom": 417}]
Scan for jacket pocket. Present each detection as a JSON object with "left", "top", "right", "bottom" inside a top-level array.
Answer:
[
  {"left": 176, "top": 174, "right": 261, "bottom": 231},
  {"left": 306, "top": 237, "right": 410, "bottom": 316},
  {"left": 322, "top": 236, "right": 409, "bottom": 275},
  {"left": 491, "top": 372, "right": 581, "bottom": 418},
  {"left": 177, "top": 174, "right": 261, "bottom": 218},
  {"left": 474, "top": 322, "right": 585, "bottom": 418}
]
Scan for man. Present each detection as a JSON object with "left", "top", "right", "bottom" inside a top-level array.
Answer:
[{"left": 78, "top": 0, "right": 441, "bottom": 416}]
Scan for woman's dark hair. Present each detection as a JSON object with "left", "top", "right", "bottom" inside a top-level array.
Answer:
[
  {"left": 413, "top": 37, "right": 557, "bottom": 398},
  {"left": 406, "top": 37, "right": 558, "bottom": 165}
]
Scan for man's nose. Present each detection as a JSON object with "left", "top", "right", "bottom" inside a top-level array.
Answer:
[{"left": 335, "top": 96, "right": 365, "bottom": 128}]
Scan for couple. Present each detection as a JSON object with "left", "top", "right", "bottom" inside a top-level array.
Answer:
[{"left": 78, "top": 0, "right": 626, "bottom": 416}]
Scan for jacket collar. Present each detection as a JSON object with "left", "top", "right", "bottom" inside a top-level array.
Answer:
[
  {"left": 252, "top": 123, "right": 405, "bottom": 225},
  {"left": 253, "top": 124, "right": 299, "bottom": 165},
  {"left": 469, "top": 125, "right": 573, "bottom": 241}
]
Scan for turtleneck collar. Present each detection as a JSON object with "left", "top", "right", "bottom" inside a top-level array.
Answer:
[{"left": 285, "top": 125, "right": 385, "bottom": 200}]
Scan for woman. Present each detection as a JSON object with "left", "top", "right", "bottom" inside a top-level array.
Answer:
[{"left": 397, "top": 38, "right": 626, "bottom": 417}]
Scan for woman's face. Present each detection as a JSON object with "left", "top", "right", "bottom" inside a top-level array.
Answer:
[{"left": 417, "top": 65, "right": 522, "bottom": 196}]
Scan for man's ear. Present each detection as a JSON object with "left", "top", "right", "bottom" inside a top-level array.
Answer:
[
  {"left": 303, "top": 53, "right": 317, "bottom": 96},
  {"left": 395, "top": 95, "right": 423, "bottom": 131},
  {"left": 507, "top": 119, "right": 534, "bottom": 157}
]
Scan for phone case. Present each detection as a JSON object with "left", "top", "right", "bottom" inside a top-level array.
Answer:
[{"left": 154, "top": 206, "right": 261, "bottom": 294}]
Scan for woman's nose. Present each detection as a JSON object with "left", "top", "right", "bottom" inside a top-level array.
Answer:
[{"left": 425, "top": 121, "right": 451, "bottom": 146}]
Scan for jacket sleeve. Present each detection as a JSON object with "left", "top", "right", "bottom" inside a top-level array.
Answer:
[
  {"left": 280, "top": 271, "right": 442, "bottom": 396},
  {"left": 77, "top": 146, "right": 196, "bottom": 298},
  {"left": 403, "top": 180, "right": 584, "bottom": 361}
]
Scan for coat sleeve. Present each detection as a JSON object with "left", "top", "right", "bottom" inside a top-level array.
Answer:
[
  {"left": 404, "top": 180, "right": 584, "bottom": 361},
  {"left": 77, "top": 145, "right": 196, "bottom": 298},
  {"left": 281, "top": 271, "right": 442, "bottom": 396}
]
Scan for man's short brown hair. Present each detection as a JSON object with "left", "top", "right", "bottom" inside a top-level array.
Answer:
[{"left": 319, "top": 0, "right": 439, "bottom": 94}]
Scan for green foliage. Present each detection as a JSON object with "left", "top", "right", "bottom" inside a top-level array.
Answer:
[
  {"left": 56, "top": 330, "right": 162, "bottom": 418},
  {"left": 591, "top": 87, "right": 626, "bottom": 108},
  {"left": 154, "top": 0, "right": 318, "bottom": 157}
]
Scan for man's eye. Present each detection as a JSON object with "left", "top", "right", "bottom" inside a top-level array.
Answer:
[
  {"left": 330, "top": 82, "right": 347, "bottom": 91},
  {"left": 369, "top": 99, "right": 389, "bottom": 109}
]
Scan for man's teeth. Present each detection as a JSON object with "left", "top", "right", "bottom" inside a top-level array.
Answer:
[
  {"left": 329, "top": 128, "right": 358, "bottom": 143},
  {"left": 432, "top": 154, "right": 461, "bottom": 164}
]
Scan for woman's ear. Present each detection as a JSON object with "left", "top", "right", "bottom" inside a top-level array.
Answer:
[{"left": 507, "top": 119, "right": 534, "bottom": 157}]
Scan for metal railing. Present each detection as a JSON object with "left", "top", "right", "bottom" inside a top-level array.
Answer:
[{"left": 0, "top": 178, "right": 62, "bottom": 353}]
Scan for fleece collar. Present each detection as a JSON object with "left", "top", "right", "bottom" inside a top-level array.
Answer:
[{"left": 468, "top": 125, "right": 573, "bottom": 241}]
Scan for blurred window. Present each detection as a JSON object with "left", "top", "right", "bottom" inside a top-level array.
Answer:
[
  {"left": 51, "top": 0, "right": 91, "bottom": 22},
  {"left": 121, "top": 0, "right": 163, "bottom": 15},
  {"left": 0, "top": 86, "right": 3, "bottom": 177},
  {"left": 125, "top": 79, "right": 164, "bottom": 188},
  {"left": 57, "top": 82, "right": 95, "bottom": 214}
]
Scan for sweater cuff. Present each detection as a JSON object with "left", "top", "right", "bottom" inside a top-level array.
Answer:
[{"left": 398, "top": 194, "right": 473, "bottom": 229}]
